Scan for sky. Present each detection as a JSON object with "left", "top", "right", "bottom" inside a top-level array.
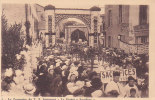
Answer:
[
  {"left": 39, "top": 0, "right": 105, "bottom": 26},
  {"left": 40, "top": 0, "right": 105, "bottom": 14}
]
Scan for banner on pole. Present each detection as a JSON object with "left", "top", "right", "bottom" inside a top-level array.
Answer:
[{"left": 100, "top": 68, "right": 136, "bottom": 83}]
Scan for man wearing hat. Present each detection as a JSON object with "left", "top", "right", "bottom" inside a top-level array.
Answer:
[
  {"left": 34, "top": 64, "right": 49, "bottom": 96},
  {"left": 124, "top": 76, "right": 140, "bottom": 97},
  {"left": 105, "top": 71, "right": 125, "bottom": 97},
  {"left": 50, "top": 67, "right": 63, "bottom": 96}
]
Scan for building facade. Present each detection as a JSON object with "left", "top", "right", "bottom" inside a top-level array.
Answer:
[
  {"left": 105, "top": 5, "right": 149, "bottom": 50},
  {"left": 2, "top": 4, "right": 41, "bottom": 44},
  {"left": 43, "top": 5, "right": 102, "bottom": 47},
  {"left": 132, "top": 5, "right": 149, "bottom": 44}
]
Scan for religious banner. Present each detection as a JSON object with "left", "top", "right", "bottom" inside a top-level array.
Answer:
[{"left": 100, "top": 68, "right": 137, "bottom": 83}]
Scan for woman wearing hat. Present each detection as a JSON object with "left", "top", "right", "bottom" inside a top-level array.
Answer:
[
  {"left": 45, "top": 65, "right": 55, "bottom": 96},
  {"left": 2, "top": 68, "right": 13, "bottom": 91}
]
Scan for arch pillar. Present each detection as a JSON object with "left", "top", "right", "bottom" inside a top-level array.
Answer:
[
  {"left": 89, "top": 8, "right": 102, "bottom": 47},
  {"left": 45, "top": 8, "right": 56, "bottom": 47}
]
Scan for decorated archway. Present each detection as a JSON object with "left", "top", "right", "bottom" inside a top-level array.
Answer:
[
  {"left": 44, "top": 5, "right": 102, "bottom": 47},
  {"left": 55, "top": 14, "right": 91, "bottom": 31},
  {"left": 55, "top": 17, "right": 89, "bottom": 45}
]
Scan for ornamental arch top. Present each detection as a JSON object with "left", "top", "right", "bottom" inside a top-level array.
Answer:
[
  {"left": 55, "top": 14, "right": 91, "bottom": 31},
  {"left": 44, "top": 5, "right": 102, "bottom": 47}
]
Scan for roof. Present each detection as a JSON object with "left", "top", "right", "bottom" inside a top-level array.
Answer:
[
  {"left": 90, "top": 6, "right": 101, "bottom": 11},
  {"left": 44, "top": 5, "right": 55, "bottom": 10}
]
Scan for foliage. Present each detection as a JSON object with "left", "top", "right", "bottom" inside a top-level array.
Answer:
[{"left": 1, "top": 12, "right": 24, "bottom": 69}]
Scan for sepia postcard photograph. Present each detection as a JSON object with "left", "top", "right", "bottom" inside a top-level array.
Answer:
[{"left": 0, "top": 0, "right": 155, "bottom": 99}]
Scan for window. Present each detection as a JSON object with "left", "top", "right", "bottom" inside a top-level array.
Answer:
[
  {"left": 48, "top": 15, "right": 52, "bottom": 33},
  {"left": 108, "top": 36, "right": 111, "bottom": 47},
  {"left": 139, "top": 5, "right": 148, "bottom": 25},
  {"left": 119, "top": 5, "right": 123, "bottom": 23},
  {"left": 141, "top": 36, "right": 147, "bottom": 44},
  {"left": 94, "top": 17, "right": 98, "bottom": 43},
  {"left": 108, "top": 10, "right": 112, "bottom": 27},
  {"left": 48, "top": 15, "right": 52, "bottom": 44},
  {"left": 94, "top": 17, "right": 98, "bottom": 33}
]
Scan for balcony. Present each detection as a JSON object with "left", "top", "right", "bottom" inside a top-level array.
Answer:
[{"left": 133, "top": 24, "right": 149, "bottom": 36}]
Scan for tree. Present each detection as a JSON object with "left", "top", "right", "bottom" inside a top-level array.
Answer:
[{"left": 1, "top": 12, "right": 24, "bottom": 69}]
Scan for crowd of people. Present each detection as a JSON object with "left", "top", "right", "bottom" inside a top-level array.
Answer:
[{"left": 1, "top": 44, "right": 149, "bottom": 98}]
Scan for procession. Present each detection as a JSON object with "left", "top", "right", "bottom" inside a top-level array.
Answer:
[
  {"left": 1, "top": 3, "right": 149, "bottom": 98},
  {"left": 1, "top": 41, "right": 149, "bottom": 98}
]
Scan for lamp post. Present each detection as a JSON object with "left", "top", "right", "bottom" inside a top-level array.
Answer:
[
  {"left": 117, "top": 35, "right": 121, "bottom": 40},
  {"left": 117, "top": 35, "right": 121, "bottom": 49}
]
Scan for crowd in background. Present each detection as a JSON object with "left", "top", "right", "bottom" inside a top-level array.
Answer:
[{"left": 1, "top": 45, "right": 149, "bottom": 98}]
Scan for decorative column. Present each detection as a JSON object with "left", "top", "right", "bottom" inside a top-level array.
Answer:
[
  {"left": 89, "top": 6, "right": 102, "bottom": 47},
  {"left": 45, "top": 35, "right": 49, "bottom": 48},
  {"left": 68, "top": 27, "right": 71, "bottom": 44},
  {"left": 25, "top": 4, "right": 31, "bottom": 46},
  {"left": 44, "top": 5, "right": 56, "bottom": 47},
  {"left": 65, "top": 27, "right": 67, "bottom": 43},
  {"left": 65, "top": 27, "right": 69, "bottom": 44}
]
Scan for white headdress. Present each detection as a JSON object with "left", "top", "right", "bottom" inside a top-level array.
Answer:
[
  {"left": 4, "top": 68, "right": 13, "bottom": 77},
  {"left": 76, "top": 81, "right": 85, "bottom": 89},
  {"left": 16, "top": 54, "right": 21, "bottom": 60},
  {"left": 56, "top": 62, "right": 60, "bottom": 67},
  {"left": 69, "top": 66, "right": 78, "bottom": 73},
  {"left": 61, "top": 65, "right": 68, "bottom": 70},
  {"left": 15, "top": 70, "right": 23, "bottom": 76},
  {"left": 65, "top": 61, "right": 70, "bottom": 65},
  {"left": 23, "top": 83, "right": 36, "bottom": 95},
  {"left": 94, "top": 60, "right": 98, "bottom": 64}
]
